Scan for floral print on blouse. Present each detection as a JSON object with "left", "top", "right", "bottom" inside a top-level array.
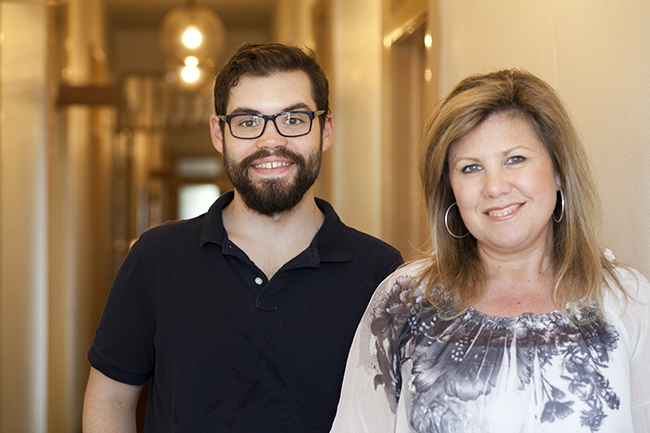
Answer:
[{"left": 331, "top": 258, "right": 650, "bottom": 433}]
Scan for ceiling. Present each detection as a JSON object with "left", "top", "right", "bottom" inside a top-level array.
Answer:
[{"left": 105, "top": 0, "right": 277, "bottom": 30}]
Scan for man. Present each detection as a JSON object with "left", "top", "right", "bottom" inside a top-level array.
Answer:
[{"left": 82, "top": 43, "right": 402, "bottom": 432}]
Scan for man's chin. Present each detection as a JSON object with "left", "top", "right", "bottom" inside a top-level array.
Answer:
[{"left": 251, "top": 174, "right": 292, "bottom": 188}]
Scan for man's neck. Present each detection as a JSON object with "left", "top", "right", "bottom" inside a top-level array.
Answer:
[{"left": 222, "top": 190, "right": 325, "bottom": 279}]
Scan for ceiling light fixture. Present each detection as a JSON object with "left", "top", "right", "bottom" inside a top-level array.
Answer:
[{"left": 159, "top": 0, "right": 226, "bottom": 84}]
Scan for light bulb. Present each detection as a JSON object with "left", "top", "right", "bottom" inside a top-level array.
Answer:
[
  {"left": 182, "top": 27, "right": 202, "bottom": 49},
  {"left": 160, "top": 7, "right": 226, "bottom": 68},
  {"left": 185, "top": 56, "right": 199, "bottom": 67},
  {"left": 181, "top": 65, "right": 200, "bottom": 83}
]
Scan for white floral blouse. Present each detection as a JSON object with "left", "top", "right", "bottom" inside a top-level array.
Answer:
[{"left": 330, "top": 255, "right": 650, "bottom": 433}]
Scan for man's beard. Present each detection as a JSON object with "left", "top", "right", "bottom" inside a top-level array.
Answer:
[{"left": 223, "top": 142, "right": 322, "bottom": 217}]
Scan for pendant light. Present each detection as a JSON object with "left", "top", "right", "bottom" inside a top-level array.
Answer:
[{"left": 159, "top": 0, "right": 226, "bottom": 84}]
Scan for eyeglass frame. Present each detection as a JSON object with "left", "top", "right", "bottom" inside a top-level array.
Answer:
[{"left": 218, "top": 110, "right": 327, "bottom": 140}]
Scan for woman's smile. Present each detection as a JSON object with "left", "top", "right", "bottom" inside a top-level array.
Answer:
[{"left": 483, "top": 203, "right": 524, "bottom": 220}]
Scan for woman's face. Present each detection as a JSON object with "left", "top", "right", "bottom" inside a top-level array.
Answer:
[{"left": 448, "top": 113, "right": 560, "bottom": 259}]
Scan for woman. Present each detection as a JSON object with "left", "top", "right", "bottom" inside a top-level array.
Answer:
[{"left": 330, "top": 69, "right": 650, "bottom": 433}]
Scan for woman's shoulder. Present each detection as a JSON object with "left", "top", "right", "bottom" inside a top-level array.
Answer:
[
  {"left": 376, "top": 260, "right": 430, "bottom": 294},
  {"left": 601, "top": 250, "right": 650, "bottom": 324},
  {"left": 366, "top": 260, "right": 433, "bottom": 315},
  {"left": 392, "top": 259, "right": 430, "bottom": 279},
  {"left": 613, "top": 266, "right": 650, "bottom": 302},
  {"left": 603, "top": 249, "right": 650, "bottom": 302}
]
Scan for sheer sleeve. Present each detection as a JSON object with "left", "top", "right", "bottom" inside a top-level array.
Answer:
[
  {"left": 614, "top": 266, "right": 650, "bottom": 431},
  {"left": 330, "top": 265, "right": 420, "bottom": 433}
]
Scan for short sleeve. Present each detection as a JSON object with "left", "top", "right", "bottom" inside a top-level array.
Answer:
[{"left": 87, "top": 239, "right": 156, "bottom": 385}]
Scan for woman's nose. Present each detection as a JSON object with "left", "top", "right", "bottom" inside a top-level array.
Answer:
[{"left": 483, "top": 169, "right": 511, "bottom": 197}]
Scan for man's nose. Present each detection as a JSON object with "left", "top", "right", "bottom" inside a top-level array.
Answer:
[{"left": 255, "top": 119, "right": 287, "bottom": 149}]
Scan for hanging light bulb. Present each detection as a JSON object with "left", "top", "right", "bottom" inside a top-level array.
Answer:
[
  {"left": 185, "top": 56, "right": 199, "bottom": 67},
  {"left": 179, "top": 56, "right": 200, "bottom": 83},
  {"left": 181, "top": 65, "right": 200, "bottom": 83},
  {"left": 159, "top": 3, "right": 226, "bottom": 73},
  {"left": 182, "top": 27, "right": 203, "bottom": 49}
]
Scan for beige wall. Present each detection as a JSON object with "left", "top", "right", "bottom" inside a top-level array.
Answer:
[
  {"left": 437, "top": 0, "right": 650, "bottom": 276},
  {"left": 274, "top": 0, "right": 317, "bottom": 46},
  {"left": 331, "top": 0, "right": 384, "bottom": 237},
  {"left": 0, "top": 4, "right": 49, "bottom": 432},
  {"left": 1, "top": 0, "right": 109, "bottom": 431}
]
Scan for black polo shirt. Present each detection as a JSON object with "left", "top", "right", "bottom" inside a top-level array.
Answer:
[{"left": 88, "top": 191, "right": 402, "bottom": 432}]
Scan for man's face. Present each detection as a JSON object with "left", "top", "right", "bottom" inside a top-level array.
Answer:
[{"left": 210, "top": 71, "right": 332, "bottom": 216}]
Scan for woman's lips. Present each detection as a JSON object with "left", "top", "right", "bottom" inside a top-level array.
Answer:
[{"left": 484, "top": 203, "right": 524, "bottom": 219}]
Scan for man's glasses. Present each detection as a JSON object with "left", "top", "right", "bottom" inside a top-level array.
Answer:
[{"left": 219, "top": 110, "right": 326, "bottom": 139}]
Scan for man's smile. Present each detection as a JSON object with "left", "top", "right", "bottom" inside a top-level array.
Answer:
[{"left": 252, "top": 161, "right": 294, "bottom": 169}]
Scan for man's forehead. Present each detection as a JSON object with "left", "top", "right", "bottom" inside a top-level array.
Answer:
[{"left": 226, "top": 70, "right": 315, "bottom": 113}]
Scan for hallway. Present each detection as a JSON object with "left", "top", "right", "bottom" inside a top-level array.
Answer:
[{"left": 2, "top": 0, "right": 650, "bottom": 431}]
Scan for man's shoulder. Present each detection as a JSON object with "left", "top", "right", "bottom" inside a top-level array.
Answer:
[
  {"left": 345, "top": 225, "right": 400, "bottom": 254},
  {"left": 136, "top": 215, "right": 207, "bottom": 251},
  {"left": 315, "top": 197, "right": 402, "bottom": 265},
  {"left": 341, "top": 226, "right": 403, "bottom": 275},
  {"left": 317, "top": 199, "right": 396, "bottom": 248}
]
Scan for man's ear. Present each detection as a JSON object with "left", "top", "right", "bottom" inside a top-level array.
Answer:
[
  {"left": 321, "top": 115, "right": 334, "bottom": 152},
  {"left": 210, "top": 114, "right": 224, "bottom": 154}
]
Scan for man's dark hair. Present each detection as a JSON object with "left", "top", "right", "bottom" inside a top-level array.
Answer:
[{"left": 213, "top": 42, "right": 330, "bottom": 130}]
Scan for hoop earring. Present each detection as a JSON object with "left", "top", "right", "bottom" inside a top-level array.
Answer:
[
  {"left": 553, "top": 189, "right": 565, "bottom": 223},
  {"left": 445, "top": 202, "right": 470, "bottom": 239}
]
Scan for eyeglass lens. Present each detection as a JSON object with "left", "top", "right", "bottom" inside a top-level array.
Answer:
[{"left": 229, "top": 112, "right": 314, "bottom": 138}]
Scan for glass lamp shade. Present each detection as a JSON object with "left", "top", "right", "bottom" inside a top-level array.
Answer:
[{"left": 159, "top": 6, "right": 226, "bottom": 68}]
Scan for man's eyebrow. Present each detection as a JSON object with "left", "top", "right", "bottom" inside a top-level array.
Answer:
[
  {"left": 227, "top": 103, "right": 314, "bottom": 116},
  {"left": 283, "top": 103, "right": 312, "bottom": 112}
]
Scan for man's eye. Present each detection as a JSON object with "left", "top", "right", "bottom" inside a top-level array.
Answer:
[
  {"left": 462, "top": 164, "right": 481, "bottom": 174},
  {"left": 238, "top": 117, "right": 261, "bottom": 128},
  {"left": 282, "top": 114, "right": 306, "bottom": 125}
]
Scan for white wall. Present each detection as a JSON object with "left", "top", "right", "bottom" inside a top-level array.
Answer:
[
  {"left": 438, "top": 0, "right": 650, "bottom": 276},
  {"left": 0, "top": 4, "right": 49, "bottom": 432}
]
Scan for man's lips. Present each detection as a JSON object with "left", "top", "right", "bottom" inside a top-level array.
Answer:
[
  {"left": 240, "top": 148, "right": 300, "bottom": 171},
  {"left": 483, "top": 203, "right": 524, "bottom": 219}
]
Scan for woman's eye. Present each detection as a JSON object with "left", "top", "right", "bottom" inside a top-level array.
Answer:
[
  {"left": 506, "top": 155, "right": 525, "bottom": 164},
  {"left": 462, "top": 164, "right": 481, "bottom": 174}
]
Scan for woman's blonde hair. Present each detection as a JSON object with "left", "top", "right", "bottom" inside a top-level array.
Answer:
[{"left": 417, "top": 69, "right": 620, "bottom": 316}]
